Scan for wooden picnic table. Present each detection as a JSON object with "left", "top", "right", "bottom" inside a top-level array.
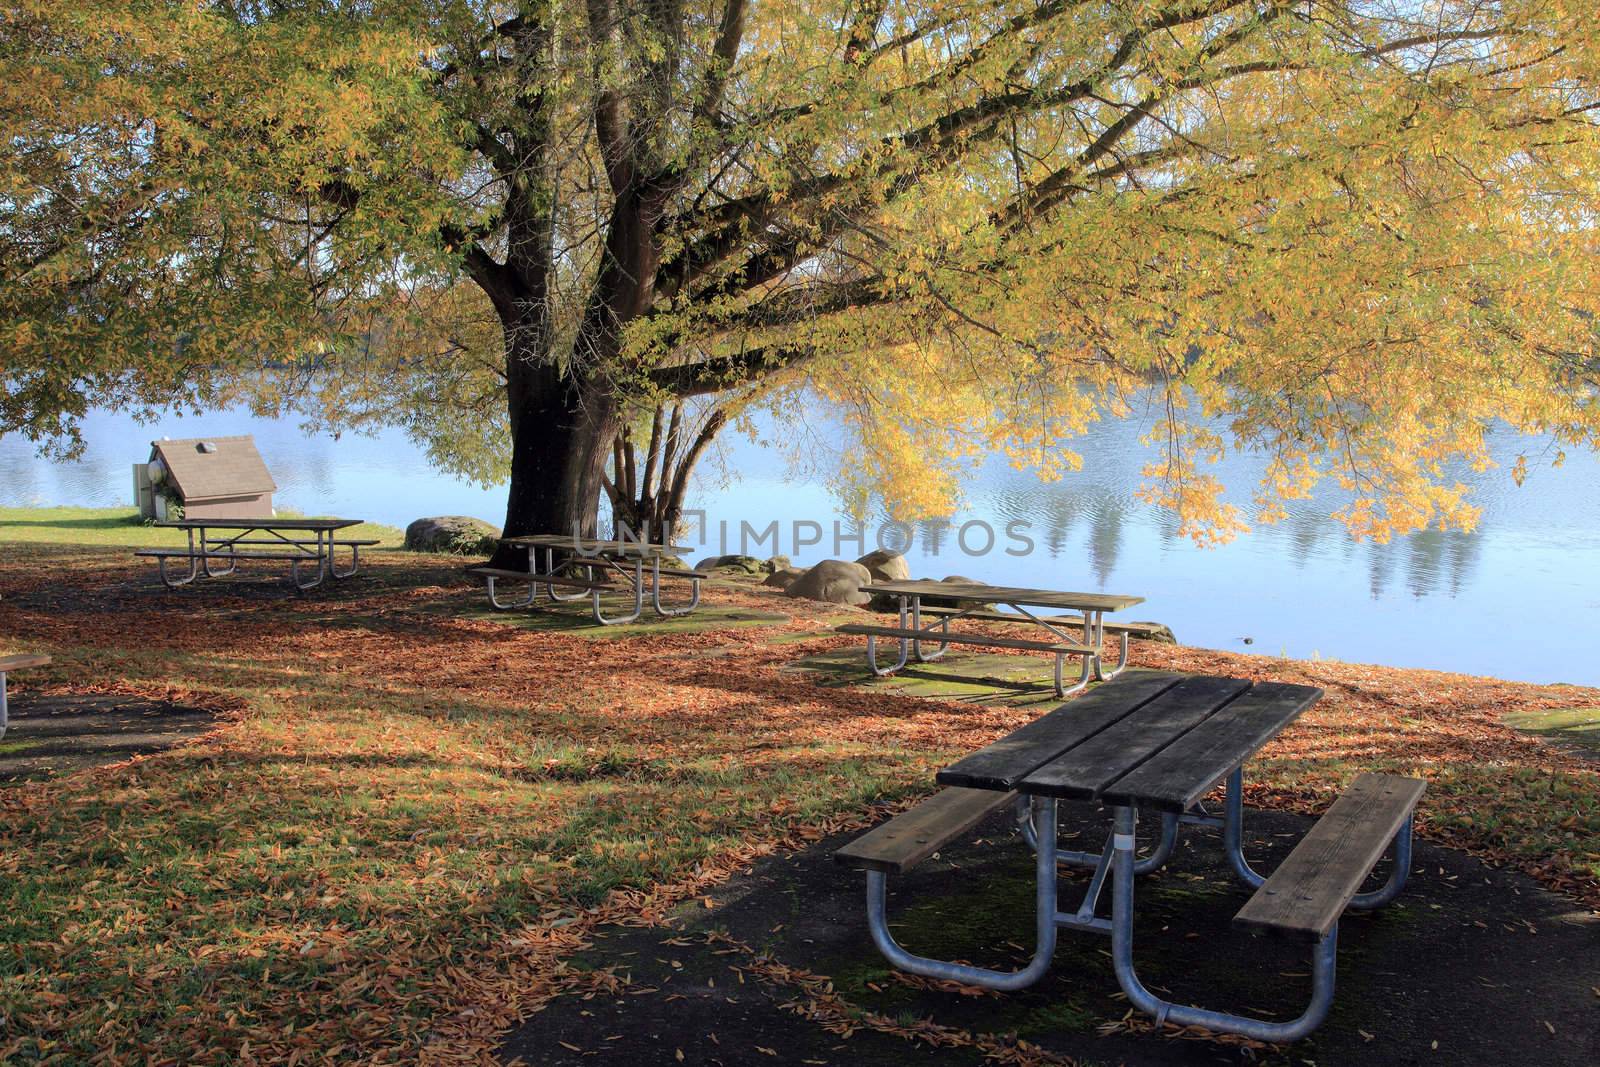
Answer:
[
  {"left": 835, "top": 672, "right": 1425, "bottom": 1042},
  {"left": 840, "top": 579, "right": 1147, "bottom": 696},
  {"left": 138, "top": 517, "right": 375, "bottom": 590},
  {"left": 0, "top": 653, "right": 50, "bottom": 740},
  {"left": 468, "top": 534, "right": 705, "bottom": 625}
]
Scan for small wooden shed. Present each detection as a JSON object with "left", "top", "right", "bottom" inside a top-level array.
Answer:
[{"left": 135, "top": 435, "right": 277, "bottom": 520}]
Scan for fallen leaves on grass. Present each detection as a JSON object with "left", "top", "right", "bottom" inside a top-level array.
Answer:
[{"left": 0, "top": 548, "right": 1595, "bottom": 1064}]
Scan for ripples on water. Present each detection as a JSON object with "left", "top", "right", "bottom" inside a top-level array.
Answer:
[{"left": 2, "top": 406, "right": 1597, "bottom": 685}]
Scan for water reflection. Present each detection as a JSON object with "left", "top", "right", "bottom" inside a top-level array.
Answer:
[
  {"left": 985, "top": 477, "right": 1493, "bottom": 603},
  {"left": 1399, "top": 530, "right": 1482, "bottom": 601}
]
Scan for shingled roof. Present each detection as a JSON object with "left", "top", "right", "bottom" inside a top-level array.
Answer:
[{"left": 149, "top": 436, "right": 277, "bottom": 504}]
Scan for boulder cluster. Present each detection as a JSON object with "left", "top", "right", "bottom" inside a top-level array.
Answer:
[{"left": 694, "top": 548, "right": 968, "bottom": 608}]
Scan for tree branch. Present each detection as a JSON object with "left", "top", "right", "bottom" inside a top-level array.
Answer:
[{"left": 693, "top": 0, "right": 748, "bottom": 127}]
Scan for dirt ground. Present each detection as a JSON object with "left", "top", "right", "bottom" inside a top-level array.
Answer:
[
  {"left": 0, "top": 692, "right": 217, "bottom": 784},
  {"left": 504, "top": 803, "right": 1600, "bottom": 1067}
]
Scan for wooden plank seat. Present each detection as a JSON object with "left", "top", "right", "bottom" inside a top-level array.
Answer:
[
  {"left": 834, "top": 623, "right": 1093, "bottom": 655},
  {"left": 835, "top": 787, "right": 1018, "bottom": 874},
  {"left": 1235, "top": 772, "right": 1426, "bottom": 941},
  {"left": 914, "top": 606, "right": 1164, "bottom": 637},
  {"left": 654, "top": 567, "right": 710, "bottom": 579}
]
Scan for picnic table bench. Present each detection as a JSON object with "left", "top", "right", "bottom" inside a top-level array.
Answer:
[
  {"left": 468, "top": 535, "right": 709, "bottom": 625},
  {"left": 838, "top": 580, "right": 1145, "bottom": 696},
  {"left": 137, "top": 518, "right": 374, "bottom": 590},
  {"left": 0, "top": 653, "right": 51, "bottom": 740},
  {"left": 835, "top": 672, "right": 1424, "bottom": 1041}
]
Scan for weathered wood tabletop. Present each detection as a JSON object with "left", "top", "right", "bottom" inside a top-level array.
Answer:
[
  {"left": 861, "top": 580, "right": 1143, "bottom": 613},
  {"left": 938, "top": 671, "right": 1322, "bottom": 810},
  {"left": 155, "top": 518, "right": 363, "bottom": 532}
]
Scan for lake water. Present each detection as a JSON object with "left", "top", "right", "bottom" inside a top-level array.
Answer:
[{"left": 4, "top": 405, "right": 1599, "bottom": 687}]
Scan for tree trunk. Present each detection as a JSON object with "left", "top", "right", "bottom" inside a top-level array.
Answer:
[
  {"left": 486, "top": 179, "right": 662, "bottom": 568},
  {"left": 491, "top": 327, "right": 619, "bottom": 569}
]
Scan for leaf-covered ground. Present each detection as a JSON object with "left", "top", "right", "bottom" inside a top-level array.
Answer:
[{"left": 0, "top": 544, "right": 1595, "bottom": 1063}]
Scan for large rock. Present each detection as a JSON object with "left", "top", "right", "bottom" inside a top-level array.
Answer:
[
  {"left": 404, "top": 515, "right": 501, "bottom": 555},
  {"left": 693, "top": 554, "right": 767, "bottom": 576},
  {"left": 855, "top": 549, "right": 910, "bottom": 583},
  {"left": 919, "top": 575, "right": 985, "bottom": 609},
  {"left": 784, "top": 559, "right": 872, "bottom": 606},
  {"left": 1126, "top": 621, "right": 1178, "bottom": 645},
  {"left": 762, "top": 567, "right": 805, "bottom": 590}
]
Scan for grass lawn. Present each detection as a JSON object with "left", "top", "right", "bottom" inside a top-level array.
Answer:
[
  {"left": 0, "top": 536, "right": 1595, "bottom": 1063},
  {"left": 0, "top": 505, "right": 405, "bottom": 549}
]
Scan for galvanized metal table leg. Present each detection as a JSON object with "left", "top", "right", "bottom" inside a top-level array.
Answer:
[
  {"left": 1016, "top": 797, "right": 1179, "bottom": 875},
  {"left": 484, "top": 572, "right": 537, "bottom": 609},
  {"left": 158, "top": 553, "right": 200, "bottom": 588},
  {"left": 287, "top": 530, "right": 327, "bottom": 591},
  {"left": 912, "top": 598, "right": 950, "bottom": 662},
  {"left": 866, "top": 595, "right": 911, "bottom": 676},
  {"left": 1098, "top": 630, "right": 1131, "bottom": 680},
  {"left": 1223, "top": 767, "right": 1268, "bottom": 889},
  {"left": 201, "top": 527, "right": 238, "bottom": 578},
  {"left": 1087, "top": 610, "right": 1110, "bottom": 681},
  {"left": 1057, "top": 649, "right": 1093, "bottom": 696},
  {"left": 291, "top": 556, "right": 326, "bottom": 591},
  {"left": 865, "top": 797, "right": 1061, "bottom": 990},
  {"left": 545, "top": 546, "right": 590, "bottom": 602},
  {"left": 330, "top": 539, "right": 360, "bottom": 579},
  {"left": 1350, "top": 812, "right": 1415, "bottom": 909},
  {"left": 651, "top": 555, "right": 700, "bottom": 617},
  {"left": 1110, "top": 805, "right": 1340, "bottom": 1042},
  {"left": 592, "top": 557, "right": 644, "bottom": 624},
  {"left": 0, "top": 671, "right": 8, "bottom": 740}
]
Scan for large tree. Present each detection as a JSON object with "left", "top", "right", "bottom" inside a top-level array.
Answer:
[{"left": 5, "top": 0, "right": 1600, "bottom": 544}]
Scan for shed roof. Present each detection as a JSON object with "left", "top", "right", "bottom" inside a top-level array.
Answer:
[{"left": 149, "top": 435, "right": 277, "bottom": 502}]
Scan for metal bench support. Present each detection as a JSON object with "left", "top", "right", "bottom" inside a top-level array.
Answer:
[
  {"left": 157, "top": 553, "right": 201, "bottom": 588},
  {"left": 484, "top": 573, "right": 539, "bottom": 610},
  {"left": 650, "top": 557, "right": 702, "bottom": 617},
  {"left": 851, "top": 770, "right": 1415, "bottom": 1042},
  {"left": 540, "top": 547, "right": 593, "bottom": 602},
  {"left": 1221, "top": 767, "right": 1414, "bottom": 908},
  {"left": 863, "top": 797, "right": 1077, "bottom": 991},
  {"left": 590, "top": 558, "right": 645, "bottom": 625},
  {"left": 1110, "top": 805, "right": 1340, "bottom": 1043},
  {"left": 330, "top": 541, "right": 362, "bottom": 579},
  {"left": 291, "top": 552, "right": 329, "bottom": 591}
]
